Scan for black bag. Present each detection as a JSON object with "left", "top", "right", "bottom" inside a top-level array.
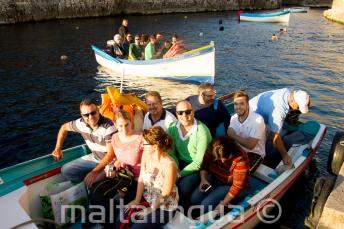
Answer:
[{"left": 89, "top": 168, "right": 134, "bottom": 202}]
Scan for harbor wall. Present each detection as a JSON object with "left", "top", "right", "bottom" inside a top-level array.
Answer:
[
  {"left": 283, "top": 0, "right": 332, "bottom": 7},
  {"left": 324, "top": 0, "right": 344, "bottom": 24},
  {"left": 0, "top": 0, "right": 283, "bottom": 24}
]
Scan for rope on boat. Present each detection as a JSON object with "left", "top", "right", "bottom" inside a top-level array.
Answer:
[{"left": 10, "top": 218, "right": 62, "bottom": 229}]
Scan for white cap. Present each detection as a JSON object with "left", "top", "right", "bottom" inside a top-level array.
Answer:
[{"left": 294, "top": 90, "right": 310, "bottom": 113}]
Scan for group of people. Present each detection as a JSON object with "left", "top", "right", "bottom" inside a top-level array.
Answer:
[
  {"left": 52, "top": 83, "right": 311, "bottom": 228},
  {"left": 105, "top": 18, "right": 187, "bottom": 61}
]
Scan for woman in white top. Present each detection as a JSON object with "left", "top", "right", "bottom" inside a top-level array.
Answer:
[{"left": 125, "top": 126, "right": 179, "bottom": 229}]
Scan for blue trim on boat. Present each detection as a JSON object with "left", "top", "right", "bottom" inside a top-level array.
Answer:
[
  {"left": 91, "top": 45, "right": 214, "bottom": 65},
  {"left": 241, "top": 10, "right": 290, "bottom": 17}
]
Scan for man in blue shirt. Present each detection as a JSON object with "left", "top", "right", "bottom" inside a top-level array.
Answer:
[{"left": 249, "top": 88, "right": 310, "bottom": 167}]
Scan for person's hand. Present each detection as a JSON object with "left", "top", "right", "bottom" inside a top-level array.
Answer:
[
  {"left": 114, "top": 160, "right": 121, "bottom": 171},
  {"left": 84, "top": 170, "right": 100, "bottom": 187},
  {"left": 282, "top": 154, "right": 292, "bottom": 166},
  {"left": 135, "top": 207, "right": 153, "bottom": 219},
  {"left": 227, "top": 128, "right": 236, "bottom": 139},
  {"left": 214, "top": 201, "right": 225, "bottom": 216},
  {"left": 105, "top": 164, "right": 118, "bottom": 178},
  {"left": 52, "top": 148, "right": 63, "bottom": 161},
  {"left": 199, "top": 180, "right": 211, "bottom": 192},
  {"left": 125, "top": 199, "right": 140, "bottom": 213}
]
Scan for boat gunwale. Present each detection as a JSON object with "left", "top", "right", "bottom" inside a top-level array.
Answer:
[{"left": 240, "top": 11, "right": 290, "bottom": 18}]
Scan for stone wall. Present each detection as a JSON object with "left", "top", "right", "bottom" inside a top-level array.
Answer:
[
  {"left": 324, "top": 0, "right": 344, "bottom": 24},
  {"left": 282, "top": 0, "right": 332, "bottom": 6},
  {"left": 0, "top": 0, "right": 282, "bottom": 24}
]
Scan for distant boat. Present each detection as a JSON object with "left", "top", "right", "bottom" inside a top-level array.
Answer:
[
  {"left": 284, "top": 7, "right": 309, "bottom": 13},
  {"left": 240, "top": 11, "right": 290, "bottom": 23},
  {"left": 91, "top": 42, "right": 215, "bottom": 84}
]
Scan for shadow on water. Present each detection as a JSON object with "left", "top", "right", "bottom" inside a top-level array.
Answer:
[{"left": 0, "top": 8, "right": 343, "bottom": 228}]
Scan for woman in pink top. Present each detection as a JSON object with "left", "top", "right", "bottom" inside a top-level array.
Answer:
[{"left": 108, "top": 110, "right": 144, "bottom": 179}]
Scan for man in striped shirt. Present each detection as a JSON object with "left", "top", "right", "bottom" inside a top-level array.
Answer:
[{"left": 52, "top": 99, "right": 117, "bottom": 187}]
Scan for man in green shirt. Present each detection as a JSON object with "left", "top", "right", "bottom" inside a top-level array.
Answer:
[
  {"left": 167, "top": 100, "right": 212, "bottom": 208},
  {"left": 144, "top": 35, "right": 156, "bottom": 60},
  {"left": 128, "top": 35, "right": 144, "bottom": 60}
]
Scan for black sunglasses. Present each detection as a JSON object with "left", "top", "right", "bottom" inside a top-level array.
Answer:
[
  {"left": 176, "top": 109, "right": 192, "bottom": 116},
  {"left": 82, "top": 111, "right": 97, "bottom": 117}
]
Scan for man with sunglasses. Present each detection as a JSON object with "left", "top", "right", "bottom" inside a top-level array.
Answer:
[
  {"left": 186, "top": 82, "right": 231, "bottom": 137},
  {"left": 167, "top": 100, "right": 212, "bottom": 208},
  {"left": 51, "top": 99, "right": 117, "bottom": 187},
  {"left": 128, "top": 34, "right": 144, "bottom": 60},
  {"left": 249, "top": 88, "right": 311, "bottom": 168}
]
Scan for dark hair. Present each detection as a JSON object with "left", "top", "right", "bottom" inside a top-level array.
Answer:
[
  {"left": 206, "top": 137, "right": 241, "bottom": 161},
  {"left": 143, "top": 126, "right": 173, "bottom": 152},
  {"left": 198, "top": 82, "right": 214, "bottom": 94},
  {"left": 233, "top": 91, "right": 249, "bottom": 103},
  {"left": 80, "top": 99, "right": 97, "bottom": 108},
  {"left": 145, "top": 91, "right": 162, "bottom": 103},
  {"left": 115, "top": 110, "right": 131, "bottom": 122},
  {"left": 172, "top": 34, "right": 178, "bottom": 39}
]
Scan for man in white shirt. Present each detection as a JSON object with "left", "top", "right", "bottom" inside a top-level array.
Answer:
[
  {"left": 143, "top": 91, "right": 176, "bottom": 130},
  {"left": 227, "top": 91, "right": 266, "bottom": 172}
]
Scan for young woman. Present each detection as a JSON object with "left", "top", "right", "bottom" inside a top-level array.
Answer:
[
  {"left": 190, "top": 136, "right": 250, "bottom": 216},
  {"left": 125, "top": 126, "right": 179, "bottom": 229}
]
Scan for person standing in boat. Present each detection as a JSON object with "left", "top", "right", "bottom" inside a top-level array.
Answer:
[
  {"left": 143, "top": 91, "right": 177, "bottom": 130},
  {"left": 227, "top": 91, "right": 266, "bottom": 172},
  {"left": 128, "top": 35, "right": 144, "bottom": 60},
  {"left": 167, "top": 100, "right": 212, "bottom": 208},
  {"left": 190, "top": 137, "right": 250, "bottom": 215},
  {"left": 118, "top": 18, "right": 129, "bottom": 42},
  {"left": 186, "top": 83, "right": 231, "bottom": 137},
  {"left": 249, "top": 88, "right": 310, "bottom": 168},
  {"left": 144, "top": 35, "right": 156, "bottom": 60},
  {"left": 51, "top": 99, "right": 117, "bottom": 187}
]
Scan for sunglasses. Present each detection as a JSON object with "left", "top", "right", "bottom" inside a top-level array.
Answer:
[
  {"left": 176, "top": 109, "right": 192, "bottom": 116},
  {"left": 82, "top": 111, "right": 97, "bottom": 117}
]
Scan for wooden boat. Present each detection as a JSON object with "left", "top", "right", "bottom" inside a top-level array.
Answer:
[
  {"left": 91, "top": 42, "right": 215, "bottom": 84},
  {"left": 284, "top": 7, "right": 309, "bottom": 13},
  {"left": 240, "top": 11, "right": 291, "bottom": 23},
  {"left": 0, "top": 92, "right": 326, "bottom": 229}
]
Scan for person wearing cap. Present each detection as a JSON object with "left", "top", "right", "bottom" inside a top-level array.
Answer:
[{"left": 249, "top": 88, "right": 310, "bottom": 168}]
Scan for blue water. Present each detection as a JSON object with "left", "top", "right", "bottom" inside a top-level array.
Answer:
[{"left": 0, "top": 9, "right": 343, "bottom": 228}]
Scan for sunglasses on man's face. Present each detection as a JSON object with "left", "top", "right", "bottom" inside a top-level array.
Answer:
[
  {"left": 176, "top": 109, "right": 192, "bottom": 116},
  {"left": 82, "top": 111, "right": 97, "bottom": 118}
]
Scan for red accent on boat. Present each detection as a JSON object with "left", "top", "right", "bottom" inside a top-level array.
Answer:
[{"left": 23, "top": 167, "right": 61, "bottom": 186}]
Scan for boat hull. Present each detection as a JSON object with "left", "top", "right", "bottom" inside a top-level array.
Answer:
[
  {"left": 240, "top": 11, "right": 290, "bottom": 23},
  {"left": 92, "top": 43, "right": 215, "bottom": 84}
]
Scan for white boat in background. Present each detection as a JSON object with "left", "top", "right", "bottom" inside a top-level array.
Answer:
[
  {"left": 284, "top": 7, "right": 309, "bottom": 13},
  {"left": 0, "top": 92, "right": 326, "bottom": 229},
  {"left": 91, "top": 42, "right": 215, "bottom": 84},
  {"left": 240, "top": 11, "right": 290, "bottom": 23}
]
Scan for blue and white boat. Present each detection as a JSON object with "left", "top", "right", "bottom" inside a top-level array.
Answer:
[
  {"left": 0, "top": 92, "right": 326, "bottom": 229},
  {"left": 240, "top": 11, "right": 291, "bottom": 23},
  {"left": 284, "top": 7, "right": 309, "bottom": 13},
  {"left": 91, "top": 42, "right": 215, "bottom": 84}
]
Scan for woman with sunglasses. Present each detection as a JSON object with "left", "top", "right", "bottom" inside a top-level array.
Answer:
[
  {"left": 167, "top": 100, "right": 212, "bottom": 209},
  {"left": 125, "top": 126, "right": 179, "bottom": 228},
  {"left": 190, "top": 136, "right": 250, "bottom": 217}
]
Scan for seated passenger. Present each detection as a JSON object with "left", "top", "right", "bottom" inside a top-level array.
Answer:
[
  {"left": 250, "top": 88, "right": 311, "bottom": 168},
  {"left": 124, "top": 126, "right": 179, "bottom": 228},
  {"left": 167, "top": 100, "right": 212, "bottom": 208},
  {"left": 155, "top": 40, "right": 172, "bottom": 59},
  {"left": 190, "top": 137, "right": 250, "bottom": 215},
  {"left": 123, "top": 32, "right": 132, "bottom": 56},
  {"left": 113, "top": 34, "right": 127, "bottom": 59},
  {"left": 154, "top": 32, "right": 165, "bottom": 54},
  {"left": 51, "top": 99, "right": 116, "bottom": 186},
  {"left": 143, "top": 91, "right": 177, "bottom": 130},
  {"left": 228, "top": 91, "right": 266, "bottom": 172},
  {"left": 186, "top": 83, "right": 231, "bottom": 137},
  {"left": 163, "top": 34, "right": 187, "bottom": 58},
  {"left": 144, "top": 35, "right": 156, "bottom": 60},
  {"left": 128, "top": 35, "right": 144, "bottom": 60},
  {"left": 140, "top": 33, "right": 149, "bottom": 48}
]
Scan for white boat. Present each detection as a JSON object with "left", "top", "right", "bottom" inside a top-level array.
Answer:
[
  {"left": 91, "top": 42, "right": 215, "bottom": 84},
  {"left": 240, "top": 11, "right": 291, "bottom": 23},
  {"left": 0, "top": 93, "right": 326, "bottom": 229},
  {"left": 284, "top": 7, "right": 309, "bottom": 13}
]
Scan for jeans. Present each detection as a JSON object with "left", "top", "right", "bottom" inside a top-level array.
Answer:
[
  {"left": 177, "top": 160, "right": 200, "bottom": 209},
  {"left": 190, "top": 175, "right": 248, "bottom": 215},
  {"left": 61, "top": 154, "right": 100, "bottom": 183}
]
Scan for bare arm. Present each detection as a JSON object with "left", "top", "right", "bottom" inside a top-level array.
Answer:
[
  {"left": 52, "top": 122, "right": 71, "bottom": 160},
  {"left": 227, "top": 127, "right": 259, "bottom": 150},
  {"left": 272, "top": 132, "right": 292, "bottom": 166}
]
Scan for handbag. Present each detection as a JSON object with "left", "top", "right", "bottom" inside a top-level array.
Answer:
[
  {"left": 89, "top": 168, "right": 134, "bottom": 201},
  {"left": 119, "top": 201, "right": 150, "bottom": 229}
]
